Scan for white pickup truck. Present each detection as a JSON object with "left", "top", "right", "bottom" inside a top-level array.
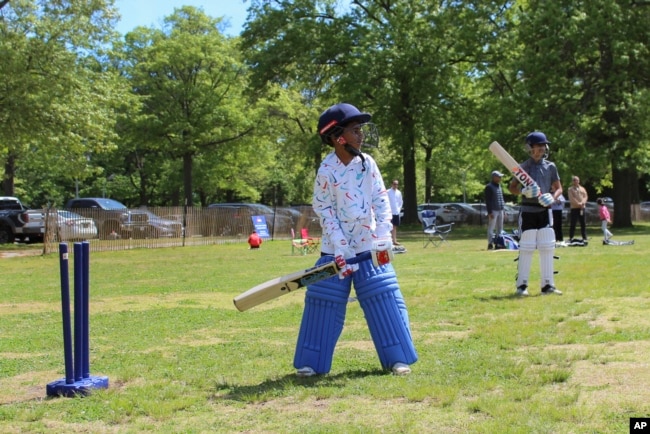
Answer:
[{"left": 0, "top": 197, "right": 45, "bottom": 244}]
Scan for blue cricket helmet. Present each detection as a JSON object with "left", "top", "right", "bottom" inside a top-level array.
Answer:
[
  {"left": 317, "top": 103, "right": 372, "bottom": 145},
  {"left": 525, "top": 131, "right": 551, "bottom": 155}
]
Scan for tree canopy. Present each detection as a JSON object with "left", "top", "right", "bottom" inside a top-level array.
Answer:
[{"left": 1, "top": 0, "right": 648, "bottom": 227}]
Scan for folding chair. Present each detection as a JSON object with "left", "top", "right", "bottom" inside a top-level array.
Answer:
[
  {"left": 421, "top": 210, "right": 454, "bottom": 248},
  {"left": 291, "top": 228, "right": 309, "bottom": 255},
  {"left": 301, "top": 228, "right": 320, "bottom": 254}
]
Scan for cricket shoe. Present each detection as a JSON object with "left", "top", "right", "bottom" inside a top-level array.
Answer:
[
  {"left": 515, "top": 285, "right": 529, "bottom": 297},
  {"left": 541, "top": 284, "right": 562, "bottom": 295},
  {"left": 392, "top": 245, "right": 407, "bottom": 254},
  {"left": 296, "top": 366, "right": 317, "bottom": 377},
  {"left": 392, "top": 363, "right": 411, "bottom": 376}
]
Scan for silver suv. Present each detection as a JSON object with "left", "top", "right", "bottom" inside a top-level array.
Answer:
[{"left": 66, "top": 198, "right": 182, "bottom": 239}]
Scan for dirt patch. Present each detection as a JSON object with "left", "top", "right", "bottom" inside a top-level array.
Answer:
[
  {"left": 570, "top": 341, "right": 650, "bottom": 408},
  {"left": 0, "top": 249, "right": 43, "bottom": 258}
]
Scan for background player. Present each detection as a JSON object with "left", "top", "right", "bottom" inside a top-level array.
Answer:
[{"left": 508, "top": 131, "right": 563, "bottom": 296}]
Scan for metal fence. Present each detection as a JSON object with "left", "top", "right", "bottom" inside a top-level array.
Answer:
[
  {"left": 34, "top": 204, "right": 650, "bottom": 255},
  {"left": 41, "top": 206, "right": 322, "bottom": 255}
]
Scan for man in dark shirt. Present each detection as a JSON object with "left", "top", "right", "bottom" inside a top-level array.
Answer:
[{"left": 485, "top": 170, "right": 505, "bottom": 250}]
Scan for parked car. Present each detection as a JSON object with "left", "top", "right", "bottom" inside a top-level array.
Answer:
[
  {"left": 66, "top": 197, "right": 142, "bottom": 239},
  {"left": 469, "top": 203, "right": 488, "bottom": 220},
  {"left": 275, "top": 206, "right": 303, "bottom": 226},
  {"left": 206, "top": 203, "right": 293, "bottom": 236},
  {"left": 23, "top": 209, "right": 47, "bottom": 243},
  {"left": 417, "top": 203, "right": 468, "bottom": 225},
  {"left": 290, "top": 204, "right": 318, "bottom": 221},
  {"left": 447, "top": 202, "right": 482, "bottom": 224},
  {"left": 0, "top": 196, "right": 45, "bottom": 244},
  {"left": 503, "top": 204, "right": 520, "bottom": 224},
  {"left": 65, "top": 197, "right": 177, "bottom": 239},
  {"left": 55, "top": 210, "right": 99, "bottom": 241},
  {"left": 290, "top": 204, "right": 321, "bottom": 234},
  {"left": 160, "top": 213, "right": 188, "bottom": 236},
  {"left": 136, "top": 210, "right": 183, "bottom": 238},
  {"left": 470, "top": 203, "right": 519, "bottom": 225},
  {"left": 640, "top": 201, "right": 650, "bottom": 212}
]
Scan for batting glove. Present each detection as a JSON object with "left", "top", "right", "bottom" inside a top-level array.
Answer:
[
  {"left": 371, "top": 239, "right": 394, "bottom": 267},
  {"left": 335, "top": 247, "right": 357, "bottom": 279},
  {"left": 538, "top": 193, "right": 554, "bottom": 207},
  {"left": 521, "top": 184, "right": 540, "bottom": 198}
]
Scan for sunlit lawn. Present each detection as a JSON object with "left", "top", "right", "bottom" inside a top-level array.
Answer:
[{"left": 1, "top": 223, "right": 649, "bottom": 433}]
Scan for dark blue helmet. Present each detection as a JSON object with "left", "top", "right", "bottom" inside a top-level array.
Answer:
[
  {"left": 317, "top": 103, "right": 372, "bottom": 145},
  {"left": 525, "top": 131, "right": 550, "bottom": 146},
  {"left": 525, "top": 131, "right": 550, "bottom": 156}
]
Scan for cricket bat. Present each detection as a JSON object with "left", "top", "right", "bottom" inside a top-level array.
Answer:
[
  {"left": 233, "top": 252, "right": 371, "bottom": 312},
  {"left": 488, "top": 141, "right": 540, "bottom": 192}
]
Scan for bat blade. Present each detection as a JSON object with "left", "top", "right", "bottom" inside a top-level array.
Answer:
[
  {"left": 233, "top": 252, "right": 371, "bottom": 312},
  {"left": 489, "top": 141, "right": 538, "bottom": 190}
]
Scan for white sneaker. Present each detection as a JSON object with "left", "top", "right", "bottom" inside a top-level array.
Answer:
[
  {"left": 516, "top": 285, "right": 529, "bottom": 297},
  {"left": 392, "top": 362, "right": 411, "bottom": 376},
  {"left": 541, "top": 285, "right": 563, "bottom": 296},
  {"left": 296, "top": 366, "right": 316, "bottom": 377}
]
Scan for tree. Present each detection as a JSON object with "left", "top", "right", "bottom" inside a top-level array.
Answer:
[
  {"left": 0, "top": 0, "right": 122, "bottom": 205},
  {"left": 116, "top": 6, "right": 256, "bottom": 206},
  {"left": 241, "top": 0, "right": 510, "bottom": 222}
]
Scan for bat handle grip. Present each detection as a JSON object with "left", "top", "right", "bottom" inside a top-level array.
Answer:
[{"left": 341, "top": 251, "right": 372, "bottom": 265}]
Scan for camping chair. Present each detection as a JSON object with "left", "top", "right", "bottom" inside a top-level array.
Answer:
[
  {"left": 421, "top": 210, "right": 454, "bottom": 248},
  {"left": 301, "top": 228, "right": 321, "bottom": 254},
  {"left": 291, "top": 228, "right": 309, "bottom": 255}
]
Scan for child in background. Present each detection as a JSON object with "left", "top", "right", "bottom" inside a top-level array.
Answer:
[
  {"left": 597, "top": 198, "right": 613, "bottom": 244},
  {"left": 247, "top": 230, "right": 263, "bottom": 249}
]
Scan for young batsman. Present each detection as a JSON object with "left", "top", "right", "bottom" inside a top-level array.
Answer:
[
  {"left": 293, "top": 103, "right": 418, "bottom": 377},
  {"left": 508, "top": 131, "right": 563, "bottom": 296}
]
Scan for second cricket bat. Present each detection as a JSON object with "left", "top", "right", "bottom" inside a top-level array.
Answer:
[{"left": 488, "top": 141, "right": 540, "bottom": 191}]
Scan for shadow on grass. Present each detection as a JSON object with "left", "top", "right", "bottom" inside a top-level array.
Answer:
[
  {"left": 473, "top": 293, "right": 538, "bottom": 301},
  {"left": 214, "top": 368, "right": 386, "bottom": 402}
]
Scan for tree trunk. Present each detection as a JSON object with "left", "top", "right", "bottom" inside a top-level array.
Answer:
[
  {"left": 402, "top": 136, "right": 418, "bottom": 224},
  {"left": 2, "top": 153, "right": 16, "bottom": 196},
  {"left": 183, "top": 153, "right": 193, "bottom": 207},
  {"left": 611, "top": 166, "right": 635, "bottom": 228}
]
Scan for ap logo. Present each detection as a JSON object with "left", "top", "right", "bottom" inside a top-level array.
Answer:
[{"left": 631, "top": 418, "right": 650, "bottom": 432}]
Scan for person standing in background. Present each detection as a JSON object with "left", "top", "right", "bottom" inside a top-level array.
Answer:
[
  {"left": 597, "top": 198, "right": 613, "bottom": 243},
  {"left": 387, "top": 180, "right": 404, "bottom": 247},
  {"left": 568, "top": 176, "right": 588, "bottom": 243},
  {"left": 485, "top": 170, "right": 505, "bottom": 250}
]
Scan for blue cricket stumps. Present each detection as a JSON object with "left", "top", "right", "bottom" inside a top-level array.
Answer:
[{"left": 46, "top": 241, "right": 109, "bottom": 397}]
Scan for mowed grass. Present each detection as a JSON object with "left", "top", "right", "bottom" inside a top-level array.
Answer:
[{"left": 1, "top": 223, "right": 649, "bottom": 433}]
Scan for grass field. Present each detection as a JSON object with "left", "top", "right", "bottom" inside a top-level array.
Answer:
[{"left": 1, "top": 223, "right": 649, "bottom": 433}]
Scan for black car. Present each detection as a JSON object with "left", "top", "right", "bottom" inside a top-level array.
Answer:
[{"left": 206, "top": 203, "right": 293, "bottom": 237}]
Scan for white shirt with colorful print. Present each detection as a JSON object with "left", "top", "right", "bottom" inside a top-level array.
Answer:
[{"left": 313, "top": 151, "right": 392, "bottom": 254}]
